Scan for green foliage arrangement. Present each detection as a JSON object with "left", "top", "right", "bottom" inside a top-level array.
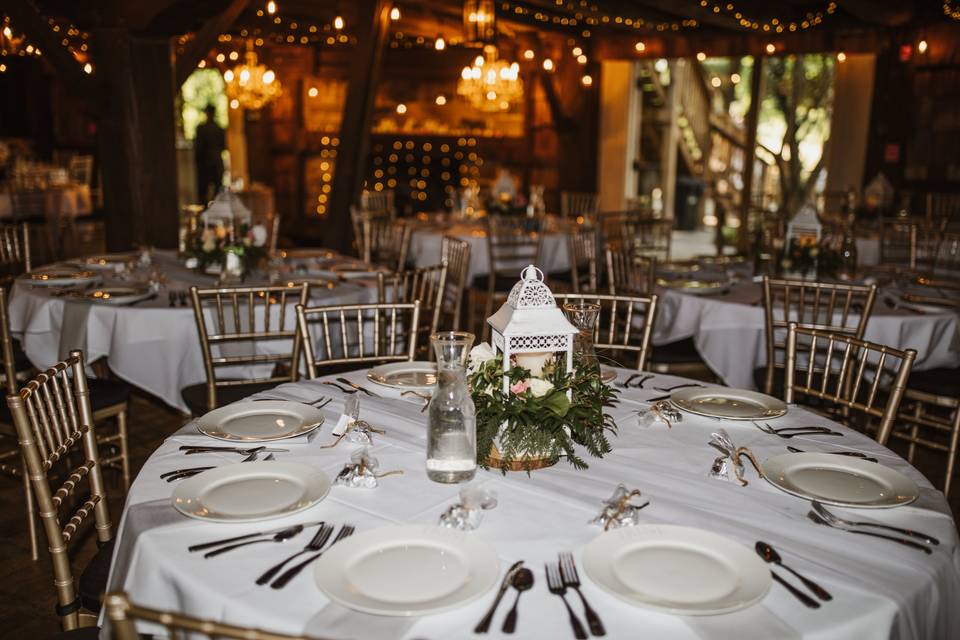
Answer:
[{"left": 468, "top": 351, "right": 618, "bottom": 473}]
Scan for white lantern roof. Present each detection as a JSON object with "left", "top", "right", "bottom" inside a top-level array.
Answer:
[
  {"left": 202, "top": 189, "right": 252, "bottom": 225},
  {"left": 786, "top": 202, "right": 821, "bottom": 241},
  {"left": 487, "top": 265, "right": 577, "bottom": 339}
]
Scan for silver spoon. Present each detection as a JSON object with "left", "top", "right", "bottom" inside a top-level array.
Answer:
[
  {"left": 755, "top": 541, "right": 832, "bottom": 601},
  {"left": 501, "top": 568, "right": 534, "bottom": 634}
]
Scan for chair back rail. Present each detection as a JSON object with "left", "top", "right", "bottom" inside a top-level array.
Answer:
[
  {"left": 295, "top": 301, "right": 421, "bottom": 378},
  {"left": 555, "top": 293, "right": 659, "bottom": 370},
  {"left": 190, "top": 283, "right": 310, "bottom": 410},
  {"left": 893, "top": 389, "right": 960, "bottom": 497},
  {"left": 0, "top": 222, "right": 31, "bottom": 278},
  {"left": 605, "top": 244, "right": 656, "bottom": 295},
  {"left": 440, "top": 236, "right": 471, "bottom": 330},
  {"left": 486, "top": 215, "right": 543, "bottom": 279},
  {"left": 762, "top": 276, "right": 877, "bottom": 397},
  {"left": 7, "top": 350, "right": 112, "bottom": 631},
  {"left": 561, "top": 191, "right": 600, "bottom": 220},
  {"left": 784, "top": 323, "right": 916, "bottom": 445},
  {"left": 379, "top": 263, "right": 448, "bottom": 355},
  {"left": 361, "top": 217, "right": 411, "bottom": 272},
  {"left": 568, "top": 229, "right": 599, "bottom": 294}
]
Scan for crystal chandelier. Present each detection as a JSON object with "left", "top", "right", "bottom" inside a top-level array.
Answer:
[
  {"left": 457, "top": 45, "right": 523, "bottom": 112},
  {"left": 223, "top": 42, "right": 282, "bottom": 110}
]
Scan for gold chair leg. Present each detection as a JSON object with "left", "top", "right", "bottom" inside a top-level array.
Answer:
[
  {"left": 117, "top": 408, "right": 130, "bottom": 492},
  {"left": 24, "top": 462, "right": 38, "bottom": 561}
]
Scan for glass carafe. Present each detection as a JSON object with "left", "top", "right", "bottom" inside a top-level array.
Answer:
[
  {"left": 562, "top": 301, "right": 601, "bottom": 373},
  {"left": 427, "top": 331, "right": 477, "bottom": 483}
]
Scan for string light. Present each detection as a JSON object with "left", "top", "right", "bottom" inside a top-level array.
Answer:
[
  {"left": 710, "top": 76, "right": 721, "bottom": 87},
  {"left": 634, "top": 41, "right": 645, "bottom": 52},
  {"left": 308, "top": 86, "right": 319, "bottom": 97},
  {"left": 696, "top": 51, "right": 706, "bottom": 61},
  {"left": 581, "top": 74, "right": 593, "bottom": 86},
  {"left": 577, "top": 54, "right": 587, "bottom": 64},
  {"left": 944, "top": 1, "right": 960, "bottom": 20},
  {"left": 918, "top": 39, "right": 928, "bottom": 54},
  {"left": 542, "top": 58, "right": 554, "bottom": 71},
  {"left": 499, "top": 1, "right": 697, "bottom": 34},
  {"left": 266, "top": 1, "right": 277, "bottom": 16},
  {"left": 523, "top": 49, "right": 535, "bottom": 59},
  {"left": 765, "top": 42, "right": 776, "bottom": 54},
  {"left": 730, "top": 72, "right": 741, "bottom": 83},
  {"left": 572, "top": 46, "right": 582, "bottom": 56},
  {"left": 333, "top": 15, "right": 344, "bottom": 30},
  {"left": 435, "top": 36, "right": 445, "bottom": 50},
  {"left": 699, "top": 0, "right": 836, "bottom": 32},
  {"left": 836, "top": 51, "right": 846, "bottom": 62},
  {"left": 396, "top": 103, "right": 407, "bottom": 114},
  {"left": 390, "top": 7, "right": 401, "bottom": 20}
]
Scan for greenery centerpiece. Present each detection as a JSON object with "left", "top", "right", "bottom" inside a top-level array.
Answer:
[
  {"left": 184, "top": 189, "right": 268, "bottom": 280},
  {"left": 470, "top": 265, "right": 618, "bottom": 473},
  {"left": 468, "top": 345, "right": 617, "bottom": 472}
]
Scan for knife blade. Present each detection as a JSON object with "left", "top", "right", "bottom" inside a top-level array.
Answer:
[
  {"left": 475, "top": 560, "right": 524, "bottom": 633},
  {"left": 179, "top": 446, "right": 290, "bottom": 454},
  {"left": 188, "top": 521, "right": 327, "bottom": 552},
  {"left": 336, "top": 377, "right": 378, "bottom": 396}
]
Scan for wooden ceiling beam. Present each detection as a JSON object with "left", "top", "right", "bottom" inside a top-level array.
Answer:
[
  {"left": 4, "top": 0, "right": 96, "bottom": 104},
  {"left": 834, "top": 0, "right": 914, "bottom": 27},
  {"left": 174, "top": 0, "right": 250, "bottom": 87}
]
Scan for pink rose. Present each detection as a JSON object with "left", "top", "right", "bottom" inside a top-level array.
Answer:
[{"left": 510, "top": 380, "right": 530, "bottom": 394}]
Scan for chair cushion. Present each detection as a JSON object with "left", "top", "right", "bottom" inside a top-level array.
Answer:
[
  {"left": 908, "top": 368, "right": 960, "bottom": 398},
  {"left": 78, "top": 538, "right": 115, "bottom": 613},
  {"left": 649, "top": 338, "right": 703, "bottom": 364},
  {"left": 49, "top": 627, "right": 101, "bottom": 640},
  {"left": 181, "top": 381, "right": 281, "bottom": 416}
]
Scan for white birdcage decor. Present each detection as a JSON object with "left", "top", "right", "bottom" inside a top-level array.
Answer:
[
  {"left": 786, "top": 202, "right": 822, "bottom": 245},
  {"left": 487, "top": 265, "right": 577, "bottom": 394}
]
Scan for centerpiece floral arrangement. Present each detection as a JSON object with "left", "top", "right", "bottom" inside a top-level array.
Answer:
[{"left": 467, "top": 342, "right": 618, "bottom": 473}]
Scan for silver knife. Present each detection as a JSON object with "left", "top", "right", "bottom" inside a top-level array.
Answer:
[
  {"left": 188, "top": 521, "right": 327, "bottom": 552},
  {"left": 179, "top": 446, "right": 290, "bottom": 454},
  {"left": 336, "top": 377, "right": 378, "bottom": 396},
  {"left": 475, "top": 560, "right": 524, "bottom": 633}
]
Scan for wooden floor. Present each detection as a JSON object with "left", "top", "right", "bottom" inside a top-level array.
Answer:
[{"left": 0, "top": 389, "right": 958, "bottom": 639}]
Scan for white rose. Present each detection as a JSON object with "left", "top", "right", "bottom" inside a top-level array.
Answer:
[
  {"left": 251, "top": 224, "right": 268, "bottom": 247},
  {"left": 468, "top": 342, "right": 496, "bottom": 371},
  {"left": 528, "top": 378, "right": 554, "bottom": 398}
]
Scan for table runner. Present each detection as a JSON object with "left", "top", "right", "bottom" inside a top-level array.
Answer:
[{"left": 104, "top": 367, "right": 960, "bottom": 639}]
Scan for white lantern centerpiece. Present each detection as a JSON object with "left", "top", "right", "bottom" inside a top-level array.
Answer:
[{"left": 468, "top": 265, "right": 617, "bottom": 472}]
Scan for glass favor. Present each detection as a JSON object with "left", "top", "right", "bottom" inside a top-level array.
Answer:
[
  {"left": 427, "top": 331, "right": 477, "bottom": 484},
  {"left": 562, "top": 301, "right": 601, "bottom": 374}
]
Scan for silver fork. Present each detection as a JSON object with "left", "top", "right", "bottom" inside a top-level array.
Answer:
[
  {"left": 812, "top": 501, "right": 939, "bottom": 546},
  {"left": 545, "top": 562, "right": 587, "bottom": 640},
  {"left": 559, "top": 552, "right": 604, "bottom": 636},
  {"left": 163, "top": 453, "right": 274, "bottom": 482},
  {"left": 753, "top": 422, "right": 842, "bottom": 438},
  {"left": 255, "top": 523, "right": 334, "bottom": 585},
  {"left": 322, "top": 380, "right": 356, "bottom": 394},
  {"left": 807, "top": 511, "right": 932, "bottom": 553},
  {"left": 270, "top": 524, "right": 356, "bottom": 589}
]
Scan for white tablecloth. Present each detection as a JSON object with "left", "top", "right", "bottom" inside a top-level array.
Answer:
[
  {"left": 653, "top": 281, "right": 960, "bottom": 390},
  {"left": 7, "top": 253, "right": 378, "bottom": 412},
  {"left": 409, "top": 222, "right": 570, "bottom": 283},
  {"left": 104, "top": 367, "right": 960, "bottom": 640}
]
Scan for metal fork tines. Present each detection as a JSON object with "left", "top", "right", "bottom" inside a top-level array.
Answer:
[
  {"left": 270, "top": 524, "right": 356, "bottom": 589},
  {"left": 812, "top": 501, "right": 939, "bottom": 546},
  {"left": 807, "top": 511, "right": 932, "bottom": 554},
  {"left": 256, "top": 523, "right": 335, "bottom": 585},
  {"left": 558, "top": 552, "right": 605, "bottom": 636},
  {"left": 545, "top": 562, "right": 588, "bottom": 640}
]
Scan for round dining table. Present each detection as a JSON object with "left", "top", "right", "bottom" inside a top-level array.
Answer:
[
  {"left": 8, "top": 251, "right": 379, "bottom": 413},
  {"left": 653, "top": 279, "right": 960, "bottom": 390},
  {"left": 103, "top": 366, "right": 960, "bottom": 640}
]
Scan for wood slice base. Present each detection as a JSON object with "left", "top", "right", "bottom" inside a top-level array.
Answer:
[{"left": 487, "top": 445, "right": 557, "bottom": 471}]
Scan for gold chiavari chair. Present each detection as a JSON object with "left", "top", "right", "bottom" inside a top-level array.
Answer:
[
  {"left": 441, "top": 235, "right": 471, "bottom": 330},
  {"left": 784, "top": 323, "right": 916, "bottom": 445},
  {"left": 568, "top": 228, "right": 599, "bottom": 294},
  {"left": 760, "top": 277, "right": 878, "bottom": 397},
  {"left": 619, "top": 217, "right": 672, "bottom": 261},
  {"left": 888, "top": 389, "right": 960, "bottom": 497},
  {"left": 8, "top": 350, "right": 114, "bottom": 632},
  {"left": 184, "top": 283, "right": 310, "bottom": 416},
  {"left": 0, "top": 221, "right": 31, "bottom": 281},
  {"left": 605, "top": 243, "right": 655, "bottom": 295},
  {"left": 473, "top": 215, "right": 543, "bottom": 339},
  {"left": 878, "top": 218, "right": 936, "bottom": 270},
  {"left": 105, "top": 592, "right": 329, "bottom": 640},
  {"left": 378, "top": 263, "right": 447, "bottom": 358},
  {"left": 561, "top": 191, "right": 599, "bottom": 221},
  {"left": 361, "top": 188, "right": 395, "bottom": 218},
  {"left": 556, "top": 293, "right": 659, "bottom": 370},
  {"left": 294, "top": 301, "right": 421, "bottom": 379},
  {"left": 361, "top": 217, "right": 411, "bottom": 273},
  {"left": 349, "top": 205, "right": 389, "bottom": 256},
  {"left": 932, "top": 231, "right": 960, "bottom": 279}
]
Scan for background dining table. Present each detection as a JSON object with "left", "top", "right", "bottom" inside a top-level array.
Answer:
[
  {"left": 653, "top": 279, "right": 960, "bottom": 390},
  {"left": 7, "top": 251, "right": 379, "bottom": 413},
  {"left": 103, "top": 366, "right": 960, "bottom": 640}
]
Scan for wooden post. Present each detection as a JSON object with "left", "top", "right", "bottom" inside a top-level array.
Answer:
[
  {"left": 326, "top": 0, "right": 392, "bottom": 253},
  {"left": 660, "top": 60, "right": 681, "bottom": 220},
  {"left": 175, "top": 0, "right": 250, "bottom": 88},
  {"left": 738, "top": 54, "right": 765, "bottom": 252}
]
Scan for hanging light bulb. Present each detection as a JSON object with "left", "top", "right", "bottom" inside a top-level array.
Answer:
[
  {"left": 266, "top": 1, "right": 277, "bottom": 15},
  {"left": 435, "top": 36, "right": 445, "bottom": 50},
  {"left": 390, "top": 7, "right": 400, "bottom": 20},
  {"left": 333, "top": 15, "right": 344, "bottom": 30},
  {"left": 542, "top": 58, "right": 554, "bottom": 71},
  {"left": 581, "top": 74, "right": 593, "bottom": 86},
  {"left": 918, "top": 39, "right": 928, "bottom": 54},
  {"left": 836, "top": 51, "right": 846, "bottom": 62}
]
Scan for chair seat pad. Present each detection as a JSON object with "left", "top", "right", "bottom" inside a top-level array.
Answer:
[
  {"left": 908, "top": 368, "right": 960, "bottom": 398},
  {"left": 78, "top": 538, "right": 115, "bottom": 613},
  {"left": 650, "top": 338, "right": 702, "bottom": 364},
  {"left": 181, "top": 381, "right": 281, "bottom": 416}
]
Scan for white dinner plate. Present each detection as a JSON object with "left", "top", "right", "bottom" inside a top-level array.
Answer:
[
  {"left": 85, "top": 286, "right": 154, "bottom": 305},
  {"left": 172, "top": 462, "right": 330, "bottom": 522},
  {"left": 27, "top": 268, "right": 99, "bottom": 287},
  {"left": 82, "top": 253, "right": 138, "bottom": 269},
  {"left": 367, "top": 361, "right": 437, "bottom": 392},
  {"left": 670, "top": 386, "right": 788, "bottom": 420},
  {"left": 656, "top": 278, "right": 729, "bottom": 295},
  {"left": 196, "top": 400, "right": 325, "bottom": 442},
  {"left": 583, "top": 524, "right": 771, "bottom": 615},
  {"left": 763, "top": 452, "right": 919, "bottom": 508},
  {"left": 314, "top": 524, "right": 500, "bottom": 616}
]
